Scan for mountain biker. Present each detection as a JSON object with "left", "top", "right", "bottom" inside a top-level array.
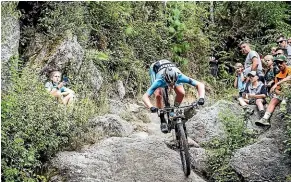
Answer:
[{"left": 142, "top": 59, "right": 205, "bottom": 133}]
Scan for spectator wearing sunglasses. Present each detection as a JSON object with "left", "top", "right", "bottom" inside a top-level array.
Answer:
[
  {"left": 239, "top": 42, "right": 264, "bottom": 84},
  {"left": 256, "top": 55, "right": 291, "bottom": 126},
  {"left": 277, "top": 35, "right": 291, "bottom": 59},
  {"left": 264, "top": 55, "right": 279, "bottom": 94}
]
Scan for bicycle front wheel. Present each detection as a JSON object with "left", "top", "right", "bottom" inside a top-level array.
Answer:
[{"left": 177, "top": 122, "right": 191, "bottom": 176}]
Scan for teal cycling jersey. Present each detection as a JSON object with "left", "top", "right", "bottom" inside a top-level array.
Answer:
[{"left": 146, "top": 73, "right": 198, "bottom": 96}]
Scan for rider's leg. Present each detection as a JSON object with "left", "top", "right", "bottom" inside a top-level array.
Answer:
[
  {"left": 154, "top": 88, "right": 163, "bottom": 108},
  {"left": 174, "top": 85, "right": 185, "bottom": 107},
  {"left": 154, "top": 88, "right": 168, "bottom": 133}
]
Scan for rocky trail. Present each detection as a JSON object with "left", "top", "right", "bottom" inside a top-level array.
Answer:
[{"left": 50, "top": 99, "right": 291, "bottom": 182}]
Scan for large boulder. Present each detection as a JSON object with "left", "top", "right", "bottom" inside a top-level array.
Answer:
[
  {"left": 186, "top": 100, "right": 265, "bottom": 144},
  {"left": 89, "top": 114, "right": 134, "bottom": 137},
  {"left": 1, "top": 3, "right": 20, "bottom": 91},
  {"left": 186, "top": 101, "right": 232, "bottom": 144},
  {"left": 230, "top": 138, "right": 291, "bottom": 181},
  {"left": 51, "top": 136, "right": 206, "bottom": 182},
  {"left": 189, "top": 148, "right": 208, "bottom": 176}
]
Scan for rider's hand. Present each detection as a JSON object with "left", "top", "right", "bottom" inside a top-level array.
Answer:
[
  {"left": 150, "top": 106, "right": 158, "bottom": 113},
  {"left": 198, "top": 98, "right": 205, "bottom": 105}
]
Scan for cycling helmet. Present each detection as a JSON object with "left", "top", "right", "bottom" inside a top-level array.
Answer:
[{"left": 164, "top": 67, "right": 178, "bottom": 84}]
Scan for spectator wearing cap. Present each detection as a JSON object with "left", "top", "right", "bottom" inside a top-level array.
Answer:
[
  {"left": 238, "top": 71, "right": 267, "bottom": 118},
  {"left": 264, "top": 55, "right": 279, "bottom": 94},
  {"left": 256, "top": 55, "right": 291, "bottom": 126},
  {"left": 239, "top": 42, "right": 264, "bottom": 83},
  {"left": 234, "top": 62, "right": 246, "bottom": 98}
]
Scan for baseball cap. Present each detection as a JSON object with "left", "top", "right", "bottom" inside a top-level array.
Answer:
[
  {"left": 247, "top": 71, "right": 258, "bottom": 77},
  {"left": 274, "top": 55, "right": 287, "bottom": 62}
]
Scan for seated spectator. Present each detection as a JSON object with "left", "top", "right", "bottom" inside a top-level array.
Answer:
[
  {"left": 264, "top": 55, "right": 279, "bottom": 94},
  {"left": 275, "top": 47, "right": 285, "bottom": 57},
  {"left": 287, "top": 37, "right": 291, "bottom": 65},
  {"left": 256, "top": 55, "right": 291, "bottom": 126},
  {"left": 277, "top": 35, "right": 291, "bottom": 58},
  {"left": 233, "top": 63, "right": 246, "bottom": 98},
  {"left": 45, "top": 70, "right": 75, "bottom": 105},
  {"left": 271, "top": 47, "right": 277, "bottom": 57},
  {"left": 238, "top": 71, "right": 267, "bottom": 117}
]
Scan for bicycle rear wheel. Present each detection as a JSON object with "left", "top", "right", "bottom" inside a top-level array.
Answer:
[{"left": 177, "top": 122, "right": 191, "bottom": 176}]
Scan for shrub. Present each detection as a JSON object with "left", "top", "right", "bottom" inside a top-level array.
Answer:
[
  {"left": 203, "top": 109, "right": 257, "bottom": 181},
  {"left": 281, "top": 84, "right": 291, "bottom": 155},
  {"left": 1, "top": 57, "right": 103, "bottom": 181}
]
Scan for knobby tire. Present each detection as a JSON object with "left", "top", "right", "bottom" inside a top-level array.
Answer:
[{"left": 177, "top": 122, "right": 191, "bottom": 176}]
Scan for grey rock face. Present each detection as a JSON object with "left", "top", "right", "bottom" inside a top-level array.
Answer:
[
  {"left": 46, "top": 35, "right": 84, "bottom": 75},
  {"left": 78, "top": 60, "right": 103, "bottom": 98},
  {"left": 186, "top": 101, "right": 232, "bottom": 143},
  {"left": 230, "top": 138, "right": 291, "bottom": 181},
  {"left": 52, "top": 136, "right": 206, "bottom": 182},
  {"left": 189, "top": 148, "right": 208, "bottom": 176},
  {"left": 89, "top": 114, "right": 133, "bottom": 137},
  {"left": 186, "top": 100, "right": 266, "bottom": 144},
  {"left": 116, "top": 80, "right": 126, "bottom": 99},
  {"left": 1, "top": 15, "right": 20, "bottom": 91}
]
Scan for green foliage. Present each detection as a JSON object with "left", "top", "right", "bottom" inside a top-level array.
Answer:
[
  {"left": 1, "top": 1, "right": 21, "bottom": 44},
  {"left": 281, "top": 84, "right": 291, "bottom": 155},
  {"left": 206, "top": 1, "right": 291, "bottom": 63},
  {"left": 1, "top": 57, "right": 103, "bottom": 181},
  {"left": 1, "top": 1, "right": 20, "bottom": 18},
  {"left": 203, "top": 109, "right": 257, "bottom": 181},
  {"left": 37, "top": 2, "right": 89, "bottom": 45}
]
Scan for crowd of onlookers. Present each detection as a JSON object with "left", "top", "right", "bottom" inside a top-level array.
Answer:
[{"left": 233, "top": 35, "right": 291, "bottom": 127}]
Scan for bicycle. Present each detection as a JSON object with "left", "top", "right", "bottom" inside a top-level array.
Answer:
[{"left": 157, "top": 86, "right": 199, "bottom": 176}]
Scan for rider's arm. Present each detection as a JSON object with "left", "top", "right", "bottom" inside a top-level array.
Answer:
[
  {"left": 178, "top": 74, "right": 205, "bottom": 99},
  {"left": 142, "top": 79, "right": 165, "bottom": 109}
]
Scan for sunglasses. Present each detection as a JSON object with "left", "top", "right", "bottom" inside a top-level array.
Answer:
[
  {"left": 277, "top": 61, "right": 285, "bottom": 65},
  {"left": 277, "top": 40, "right": 284, "bottom": 44},
  {"left": 276, "top": 53, "right": 283, "bottom": 56}
]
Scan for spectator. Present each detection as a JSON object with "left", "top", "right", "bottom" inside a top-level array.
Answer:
[
  {"left": 271, "top": 47, "right": 277, "bottom": 57},
  {"left": 277, "top": 35, "right": 291, "bottom": 57},
  {"left": 239, "top": 42, "right": 264, "bottom": 83},
  {"left": 287, "top": 37, "right": 291, "bottom": 65},
  {"left": 233, "top": 63, "right": 246, "bottom": 98},
  {"left": 238, "top": 71, "right": 267, "bottom": 118},
  {"left": 256, "top": 55, "right": 291, "bottom": 126},
  {"left": 209, "top": 56, "right": 218, "bottom": 78},
  {"left": 288, "top": 37, "right": 291, "bottom": 46},
  {"left": 264, "top": 55, "right": 279, "bottom": 94},
  {"left": 45, "top": 71, "right": 75, "bottom": 105},
  {"left": 275, "top": 47, "right": 285, "bottom": 57}
]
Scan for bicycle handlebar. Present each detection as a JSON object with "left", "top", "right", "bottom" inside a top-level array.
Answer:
[{"left": 158, "top": 102, "right": 199, "bottom": 112}]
